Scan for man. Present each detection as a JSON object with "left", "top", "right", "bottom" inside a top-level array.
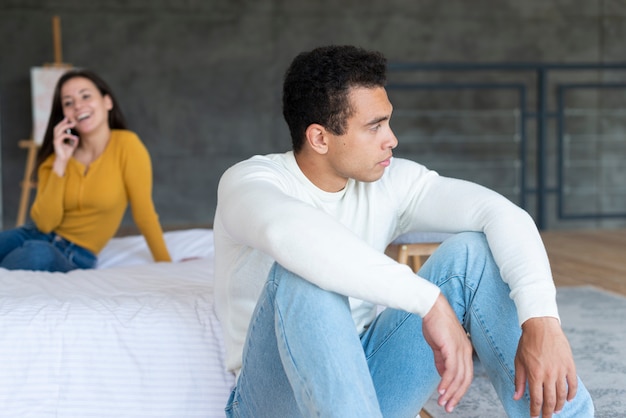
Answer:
[{"left": 214, "top": 45, "right": 594, "bottom": 417}]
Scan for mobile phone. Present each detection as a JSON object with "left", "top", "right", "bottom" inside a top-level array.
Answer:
[{"left": 64, "top": 128, "right": 79, "bottom": 145}]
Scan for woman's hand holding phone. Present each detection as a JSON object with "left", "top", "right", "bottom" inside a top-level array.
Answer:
[
  {"left": 54, "top": 118, "right": 79, "bottom": 151},
  {"left": 64, "top": 128, "right": 79, "bottom": 146},
  {"left": 51, "top": 118, "right": 79, "bottom": 176}
]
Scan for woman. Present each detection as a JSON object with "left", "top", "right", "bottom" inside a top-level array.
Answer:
[{"left": 0, "top": 69, "right": 171, "bottom": 271}]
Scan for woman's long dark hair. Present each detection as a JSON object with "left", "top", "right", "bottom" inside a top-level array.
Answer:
[{"left": 34, "top": 69, "right": 128, "bottom": 173}]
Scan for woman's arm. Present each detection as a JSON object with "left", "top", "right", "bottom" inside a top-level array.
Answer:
[
  {"left": 122, "top": 133, "right": 171, "bottom": 262},
  {"left": 30, "top": 161, "right": 67, "bottom": 233}
]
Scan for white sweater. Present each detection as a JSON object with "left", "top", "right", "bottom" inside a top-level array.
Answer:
[{"left": 214, "top": 152, "right": 558, "bottom": 373}]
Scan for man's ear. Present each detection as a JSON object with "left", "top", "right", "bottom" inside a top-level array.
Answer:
[{"left": 304, "top": 124, "right": 329, "bottom": 155}]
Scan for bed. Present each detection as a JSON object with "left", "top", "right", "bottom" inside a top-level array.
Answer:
[{"left": 0, "top": 228, "right": 235, "bottom": 417}]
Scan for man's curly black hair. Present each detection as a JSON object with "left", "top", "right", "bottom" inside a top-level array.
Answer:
[{"left": 282, "top": 45, "right": 387, "bottom": 153}]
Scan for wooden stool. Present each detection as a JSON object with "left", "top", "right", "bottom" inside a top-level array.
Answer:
[{"left": 385, "top": 242, "right": 441, "bottom": 272}]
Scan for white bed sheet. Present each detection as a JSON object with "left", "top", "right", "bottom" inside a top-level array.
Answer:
[{"left": 0, "top": 229, "right": 234, "bottom": 418}]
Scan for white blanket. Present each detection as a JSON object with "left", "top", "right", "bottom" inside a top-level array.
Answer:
[{"left": 0, "top": 229, "right": 235, "bottom": 418}]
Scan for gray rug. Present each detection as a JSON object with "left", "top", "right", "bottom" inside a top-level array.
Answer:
[{"left": 424, "top": 286, "right": 626, "bottom": 418}]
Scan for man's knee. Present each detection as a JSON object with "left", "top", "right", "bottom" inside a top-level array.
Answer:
[
  {"left": 441, "top": 232, "right": 491, "bottom": 259},
  {"left": 446, "top": 231, "right": 487, "bottom": 246},
  {"left": 269, "top": 262, "right": 349, "bottom": 311},
  {"left": 268, "top": 263, "right": 319, "bottom": 293}
]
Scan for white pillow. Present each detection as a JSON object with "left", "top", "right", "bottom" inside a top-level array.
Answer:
[{"left": 97, "top": 228, "right": 215, "bottom": 269}]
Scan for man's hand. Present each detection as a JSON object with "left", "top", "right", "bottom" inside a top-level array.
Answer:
[
  {"left": 514, "top": 317, "right": 578, "bottom": 418},
  {"left": 422, "top": 293, "right": 474, "bottom": 413}
]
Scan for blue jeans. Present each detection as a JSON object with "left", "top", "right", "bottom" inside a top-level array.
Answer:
[
  {"left": 0, "top": 222, "right": 96, "bottom": 272},
  {"left": 225, "top": 232, "right": 594, "bottom": 418}
]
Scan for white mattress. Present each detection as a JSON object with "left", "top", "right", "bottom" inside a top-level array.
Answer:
[{"left": 0, "top": 229, "right": 235, "bottom": 417}]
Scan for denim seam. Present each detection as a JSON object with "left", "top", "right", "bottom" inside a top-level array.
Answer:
[
  {"left": 274, "top": 302, "right": 321, "bottom": 417},
  {"left": 471, "top": 303, "right": 521, "bottom": 395},
  {"left": 364, "top": 311, "right": 413, "bottom": 360},
  {"left": 437, "top": 272, "right": 477, "bottom": 329}
]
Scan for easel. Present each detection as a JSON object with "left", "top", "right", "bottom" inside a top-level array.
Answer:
[{"left": 16, "top": 15, "right": 71, "bottom": 226}]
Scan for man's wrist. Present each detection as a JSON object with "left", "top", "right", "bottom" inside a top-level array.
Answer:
[{"left": 521, "top": 316, "right": 560, "bottom": 331}]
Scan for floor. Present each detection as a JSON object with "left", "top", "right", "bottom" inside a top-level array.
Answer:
[{"left": 541, "top": 228, "right": 626, "bottom": 296}]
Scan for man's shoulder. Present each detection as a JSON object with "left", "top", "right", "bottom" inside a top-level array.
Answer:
[
  {"left": 218, "top": 152, "right": 296, "bottom": 189},
  {"left": 384, "top": 157, "right": 433, "bottom": 179},
  {"left": 235, "top": 151, "right": 290, "bottom": 166},
  {"left": 225, "top": 151, "right": 292, "bottom": 175},
  {"left": 368, "top": 158, "right": 438, "bottom": 198}
]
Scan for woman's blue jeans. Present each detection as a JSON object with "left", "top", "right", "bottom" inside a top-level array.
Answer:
[
  {"left": 225, "top": 232, "right": 594, "bottom": 418},
  {"left": 0, "top": 222, "right": 96, "bottom": 272}
]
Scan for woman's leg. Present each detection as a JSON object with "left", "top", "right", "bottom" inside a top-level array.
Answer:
[
  {"left": 0, "top": 223, "right": 95, "bottom": 272},
  {"left": 226, "top": 263, "right": 382, "bottom": 418},
  {"left": 1, "top": 240, "right": 75, "bottom": 272},
  {"left": 0, "top": 224, "right": 40, "bottom": 261}
]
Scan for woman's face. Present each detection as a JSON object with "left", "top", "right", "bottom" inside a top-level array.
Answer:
[{"left": 60, "top": 76, "right": 113, "bottom": 136}]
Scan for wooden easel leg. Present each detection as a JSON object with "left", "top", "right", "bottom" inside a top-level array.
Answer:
[
  {"left": 18, "top": 16, "right": 70, "bottom": 226},
  {"left": 16, "top": 139, "right": 38, "bottom": 227}
]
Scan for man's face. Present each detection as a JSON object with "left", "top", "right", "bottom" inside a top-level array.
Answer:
[{"left": 325, "top": 86, "right": 398, "bottom": 186}]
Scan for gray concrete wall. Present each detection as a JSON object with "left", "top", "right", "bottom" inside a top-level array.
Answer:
[{"left": 1, "top": 0, "right": 625, "bottom": 231}]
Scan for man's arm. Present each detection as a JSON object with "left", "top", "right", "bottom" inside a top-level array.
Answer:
[
  {"left": 393, "top": 168, "right": 559, "bottom": 324},
  {"left": 216, "top": 158, "right": 442, "bottom": 316},
  {"left": 391, "top": 166, "right": 575, "bottom": 416}
]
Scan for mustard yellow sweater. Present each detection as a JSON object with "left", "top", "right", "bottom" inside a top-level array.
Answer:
[{"left": 30, "top": 130, "right": 171, "bottom": 261}]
